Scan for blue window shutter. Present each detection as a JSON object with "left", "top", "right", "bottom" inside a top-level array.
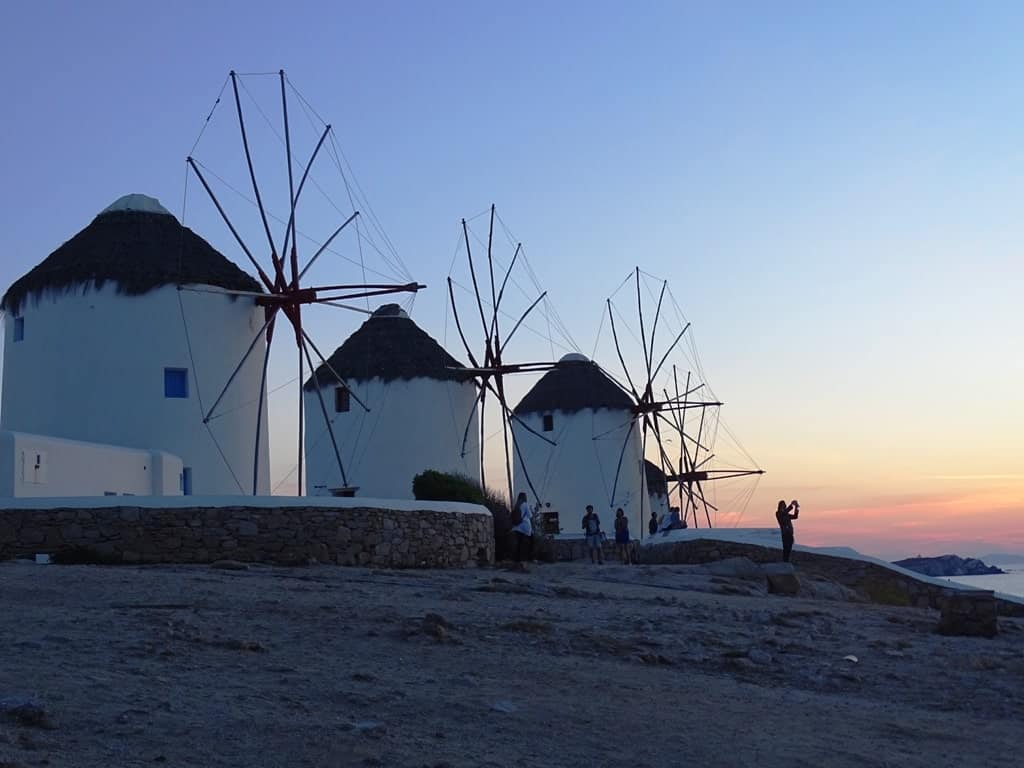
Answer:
[
  {"left": 13, "top": 317, "right": 24, "bottom": 342},
  {"left": 164, "top": 368, "right": 189, "bottom": 398}
]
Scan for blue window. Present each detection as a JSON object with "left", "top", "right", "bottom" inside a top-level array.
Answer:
[
  {"left": 164, "top": 368, "right": 189, "bottom": 398},
  {"left": 181, "top": 467, "right": 193, "bottom": 496},
  {"left": 13, "top": 317, "right": 24, "bottom": 342}
]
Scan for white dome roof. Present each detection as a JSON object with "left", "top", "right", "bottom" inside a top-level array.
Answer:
[{"left": 101, "top": 194, "right": 171, "bottom": 216}]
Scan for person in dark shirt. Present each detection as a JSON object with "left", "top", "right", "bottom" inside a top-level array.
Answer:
[
  {"left": 775, "top": 499, "right": 800, "bottom": 562},
  {"left": 582, "top": 505, "right": 604, "bottom": 564},
  {"left": 648, "top": 510, "right": 659, "bottom": 537}
]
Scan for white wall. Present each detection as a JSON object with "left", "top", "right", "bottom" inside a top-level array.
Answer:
[
  {"left": 512, "top": 408, "right": 650, "bottom": 539},
  {"left": 0, "top": 430, "right": 183, "bottom": 497},
  {"left": 1, "top": 284, "right": 269, "bottom": 495},
  {"left": 304, "top": 376, "right": 480, "bottom": 499}
]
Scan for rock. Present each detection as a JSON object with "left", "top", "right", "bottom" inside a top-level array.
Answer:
[
  {"left": 706, "top": 557, "right": 764, "bottom": 579},
  {"left": 937, "top": 589, "right": 998, "bottom": 637},
  {"left": 0, "top": 698, "right": 55, "bottom": 729},
  {"left": 764, "top": 563, "right": 800, "bottom": 596},
  {"left": 352, "top": 720, "right": 386, "bottom": 738},
  {"left": 421, "top": 613, "right": 453, "bottom": 641},
  {"left": 748, "top": 649, "right": 773, "bottom": 665},
  {"left": 491, "top": 700, "right": 517, "bottom": 714}
]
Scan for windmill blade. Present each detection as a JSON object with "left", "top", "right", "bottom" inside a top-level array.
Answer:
[
  {"left": 251, "top": 314, "right": 276, "bottom": 495},
  {"left": 446, "top": 277, "right": 482, "bottom": 368},
  {"left": 186, "top": 158, "right": 275, "bottom": 291},
  {"left": 485, "top": 386, "right": 557, "bottom": 447},
  {"left": 490, "top": 242, "right": 521, "bottom": 341},
  {"left": 298, "top": 211, "right": 360, "bottom": 280},
  {"left": 230, "top": 71, "right": 279, "bottom": 272},
  {"left": 297, "top": 325, "right": 304, "bottom": 496},
  {"left": 486, "top": 204, "right": 499, "bottom": 338},
  {"left": 280, "top": 123, "right": 332, "bottom": 261},
  {"left": 279, "top": 69, "right": 298, "bottom": 288},
  {"left": 647, "top": 279, "right": 667, "bottom": 379},
  {"left": 459, "top": 384, "right": 486, "bottom": 459},
  {"left": 500, "top": 291, "right": 547, "bottom": 353},
  {"left": 635, "top": 268, "right": 652, "bottom": 395},
  {"left": 462, "top": 217, "right": 492, "bottom": 343},
  {"left": 606, "top": 300, "right": 641, "bottom": 400},
  {"left": 607, "top": 418, "right": 638, "bottom": 509},
  {"left": 300, "top": 335, "right": 348, "bottom": 488},
  {"left": 650, "top": 321, "right": 691, "bottom": 384},
  {"left": 301, "top": 328, "right": 371, "bottom": 412},
  {"left": 203, "top": 308, "right": 279, "bottom": 423}
]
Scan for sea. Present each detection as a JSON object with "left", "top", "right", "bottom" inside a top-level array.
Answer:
[{"left": 946, "top": 567, "right": 1024, "bottom": 599}]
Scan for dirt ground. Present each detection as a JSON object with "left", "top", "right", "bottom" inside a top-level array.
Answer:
[{"left": 1, "top": 558, "right": 1022, "bottom": 768}]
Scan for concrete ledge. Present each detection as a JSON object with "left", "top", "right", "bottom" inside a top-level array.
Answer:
[{"left": 0, "top": 502, "right": 494, "bottom": 568}]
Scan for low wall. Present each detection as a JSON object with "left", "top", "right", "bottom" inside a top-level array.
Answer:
[
  {"left": 635, "top": 537, "right": 1024, "bottom": 618},
  {"left": 0, "top": 503, "right": 494, "bottom": 568}
]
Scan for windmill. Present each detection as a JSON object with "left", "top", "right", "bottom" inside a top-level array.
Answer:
[
  {"left": 598, "top": 268, "right": 764, "bottom": 530},
  {"left": 445, "top": 205, "right": 578, "bottom": 505},
  {"left": 181, "top": 70, "right": 424, "bottom": 496}
]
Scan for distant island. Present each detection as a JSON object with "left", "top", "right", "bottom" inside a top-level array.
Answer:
[{"left": 893, "top": 554, "right": 1005, "bottom": 577}]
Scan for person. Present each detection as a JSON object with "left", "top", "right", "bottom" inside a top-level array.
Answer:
[
  {"left": 775, "top": 499, "right": 799, "bottom": 563},
  {"left": 614, "top": 508, "right": 631, "bottom": 564},
  {"left": 512, "top": 491, "right": 533, "bottom": 565},
  {"left": 581, "top": 504, "right": 603, "bottom": 564},
  {"left": 648, "top": 510, "right": 659, "bottom": 537}
]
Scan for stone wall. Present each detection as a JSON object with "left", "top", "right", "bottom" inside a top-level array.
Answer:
[
  {"left": 0, "top": 505, "right": 494, "bottom": 568},
  {"left": 635, "top": 537, "right": 1024, "bottom": 618}
]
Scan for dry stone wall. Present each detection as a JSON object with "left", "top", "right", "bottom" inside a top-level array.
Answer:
[
  {"left": 635, "top": 537, "right": 1024, "bottom": 618},
  {"left": 0, "top": 505, "right": 494, "bottom": 568}
]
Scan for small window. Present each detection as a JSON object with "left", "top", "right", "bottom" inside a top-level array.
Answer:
[
  {"left": 542, "top": 413, "right": 554, "bottom": 432},
  {"left": 164, "top": 368, "right": 189, "bottom": 398},
  {"left": 334, "top": 385, "right": 350, "bottom": 413},
  {"left": 13, "top": 317, "right": 24, "bottom": 342},
  {"left": 182, "top": 467, "right": 193, "bottom": 496}
]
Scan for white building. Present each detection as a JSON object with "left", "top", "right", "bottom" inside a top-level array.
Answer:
[
  {"left": 511, "top": 353, "right": 651, "bottom": 539},
  {"left": 303, "top": 303, "right": 479, "bottom": 498},
  {"left": 0, "top": 194, "right": 270, "bottom": 497}
]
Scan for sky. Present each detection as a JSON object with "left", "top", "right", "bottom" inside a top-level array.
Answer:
[{"left": 0, "top": 1, "right": 1021, "bottom": 559}]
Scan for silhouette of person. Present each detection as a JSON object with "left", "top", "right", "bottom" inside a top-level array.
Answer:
[{"left": 776, "top": 499, "right": 799, "bottom": 562}]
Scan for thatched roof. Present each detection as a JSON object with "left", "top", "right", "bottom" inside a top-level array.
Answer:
[
  {"left": 644, "top": 459, "right": 668, "bottom": 496},
  {"left": 304, "top": 304, "right": 469, "bottom": 389},
  {"left": 2, "top": 194, "right": 262, "bottom": 313},
  {"left": 513, "top": 354, "right": 635, "bottom": 415}
]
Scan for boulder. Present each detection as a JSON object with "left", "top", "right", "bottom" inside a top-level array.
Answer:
[
  {"left": 764, "top": 563, "right": 800, "bottom": 596},
  {"left": 706, "top": 557, "right": 764, "bottom": 580}
]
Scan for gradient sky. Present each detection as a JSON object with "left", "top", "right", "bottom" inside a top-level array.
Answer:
[{"left": 1, "top": 1, "right": 1021, "bottom": 559}]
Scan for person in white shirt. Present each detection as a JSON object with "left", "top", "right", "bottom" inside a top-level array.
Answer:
[{"left": 512, "top": 491, "right": 533, "bottom": 563}]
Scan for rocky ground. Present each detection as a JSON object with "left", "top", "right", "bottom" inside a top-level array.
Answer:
[{"left": 1, "top": 558, "right": 1022, "bottom": 768}]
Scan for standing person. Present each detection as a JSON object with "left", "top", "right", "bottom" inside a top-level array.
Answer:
[
  {"left": 775, "top": 499, "right": 799, "bottom": 563},
  {"left": 614, "top": 508, "right": 631, "bottom": 564},
  {"left": 512, "top": 492, "right": 533, "bottom": 565},
  {"left": 648, "top": 510, "right": 659, "bottom": 537},
  {"left": 582, "top": 505, "right": 604, "bottom": 564}
]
